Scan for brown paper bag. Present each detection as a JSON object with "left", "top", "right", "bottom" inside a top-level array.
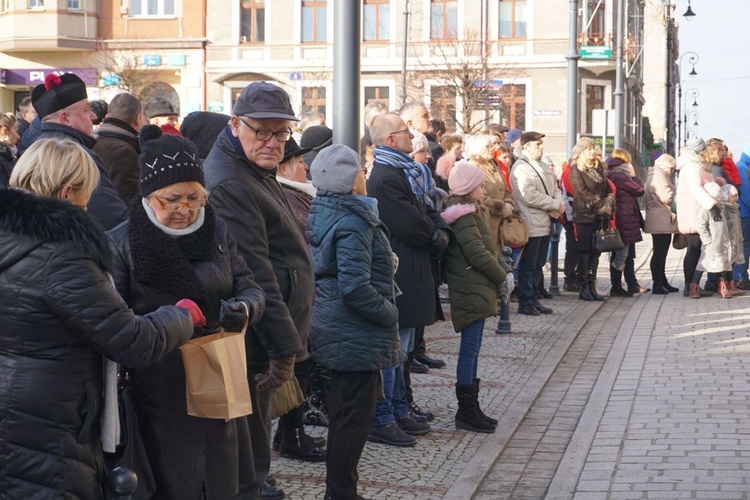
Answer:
[{"left": 180, "top": 312, "right": 253, "bottom": 420}]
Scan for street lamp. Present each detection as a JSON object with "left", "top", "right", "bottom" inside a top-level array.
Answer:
[
  {"left": 687, "top": 88, "right": 699, "bottom": 107},
  {"left": 683, "top": 0, "right": 696, "bottom": 21},
  {"left": 688, "top": 111, "right": 700, "bottom": 139},
  {"left": 676, "top": 52, "right": 699, "bottom": 147}
]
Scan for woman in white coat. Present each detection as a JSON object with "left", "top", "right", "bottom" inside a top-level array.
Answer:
[{"left": 644, "top": 154, "right": 679, "bottom": 294}]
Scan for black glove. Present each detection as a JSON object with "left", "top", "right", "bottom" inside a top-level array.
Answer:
[
  {"left": 710, "top": 205, "right": 723, "bottom": 222},
  {"left": 430, "top": 229, "right": 451, "bottom": 259},
  {"left": 220, "top": 299, "right": 249, "bottom": 331}
]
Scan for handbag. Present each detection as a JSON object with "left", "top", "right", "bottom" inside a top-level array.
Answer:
[
  {"left": 270, "top": 374, "right": 305, "bottom": 419},
  {"left": 595, "top": 219, "right": 625, "bottom": 252},
  {"left": 672, "top": 232, "right": 687, "bottom": 250},
  {"left": 180, "top": 305, "right": 253, "bottom": 420},
  {"left": 501, "top": 215, "right": 529, "bottom": 247},
  {"left": 104, "top": 370, "right": 157, "bottom": 500}
]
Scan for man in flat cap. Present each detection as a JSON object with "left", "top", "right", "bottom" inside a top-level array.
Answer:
[
  {"left": 203, "top": 81, "right": 313, "bottom": 499},
  {"left": 32, "top": 72, "right": 126, "bottom": 230},
  {"left": 510, "top": 132, "right": 565, "bottom": 316}
]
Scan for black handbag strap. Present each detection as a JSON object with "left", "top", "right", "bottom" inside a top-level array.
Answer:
[{"left": 517, "top": 157, "right": 551, "bottom": 196}]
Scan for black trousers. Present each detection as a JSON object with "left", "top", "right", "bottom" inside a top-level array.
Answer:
[
  {"left": 575, "top": 222, "right": 600, "bottom": 280},
  {"left": 245, "top": 369, "right": 274, "bottom": 497},
  {"left": 278, "top": 358, "right": 315, "bottom": 430},
  {"left": 563, "top": 220, "right": 579, "bottom": 283},
  {"left": 650, "top": 234, "right": 672, "bottom": 287},
  {"left": 683, "top": 233, "right": 702, "bottom": 284},
  {"left": 325, "top": 370, "right": 380, "bottom": 500}
]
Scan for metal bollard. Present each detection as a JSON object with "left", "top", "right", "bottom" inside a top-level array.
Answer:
[
  {"left": 496, "top": 246, "right": 514, "bottom": 334},
  {"left": 549, "top": 221, "right": 561, "bottom": 295},
  {"left": 106, "top": 466, "right": 137, "bottom": 500}
]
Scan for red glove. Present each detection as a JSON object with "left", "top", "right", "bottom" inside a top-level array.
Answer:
[{"left": 175, "top": 298, "right": 206, "bottom": 327}]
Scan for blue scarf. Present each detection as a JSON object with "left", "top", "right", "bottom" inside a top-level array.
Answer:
[{"left": 374, "top": 146, "right": 437, "bottom": 209}]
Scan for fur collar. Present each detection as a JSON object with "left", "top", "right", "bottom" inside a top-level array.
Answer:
[
  {"left": 441, "top": 202, "right": 477, "bottom": 224},
  {"left": 127, "top": 198, "right": 215, "bottom": 309},
  {"left": 277, "top": 176, "right": 317, "bottom": 198},
  {"left": 0, "top": 188, "right": 111, "bottom": 270}
]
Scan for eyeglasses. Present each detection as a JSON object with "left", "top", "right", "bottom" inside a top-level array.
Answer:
[
  {"left": 389, "top": 129, "right": 413, "bottom": 138},
  {"left": 239, "top": 118, "right": 293, "bottom": 142},
  {"left": 152, "top": 196, "right": 207, "bottom": 212}
]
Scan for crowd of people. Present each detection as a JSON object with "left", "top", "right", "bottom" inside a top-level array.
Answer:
[{"left": 1, "top": 71, "right": 748, "bottom": 500}]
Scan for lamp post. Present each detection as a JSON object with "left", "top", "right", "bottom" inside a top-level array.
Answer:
[
  {"left": 676, "top": 51, "right": 699, "bottom": 148},
  {"left": 683, "top": 88, "right": 699, "bottom": 145},
  {"left": 687, "top": 110, "right": 700, "bottom": 139},
  {"left": 683, "top": 0, "right": 696, "bottom": 20}
]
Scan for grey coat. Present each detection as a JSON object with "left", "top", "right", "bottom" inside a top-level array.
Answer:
[
  {"left": 643, "top": 165, "right": 678, "bottom": 234},
  {"left": 697, "top": 202, "right": 732, "bottom": 273},
  {"left": 725, "top": 203, "right": 745, "bottom": 266},
  {"left": 510, "top": 153, "right": 564, "bottom": 238}
]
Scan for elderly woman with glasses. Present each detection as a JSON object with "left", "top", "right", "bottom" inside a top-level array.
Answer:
[{"left": 107, "top": 126, "right": 266, "bottom": 500}]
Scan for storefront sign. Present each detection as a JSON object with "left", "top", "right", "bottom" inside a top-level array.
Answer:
[{"left": 0, "top": 68, "right": 97, "bottom": 85}]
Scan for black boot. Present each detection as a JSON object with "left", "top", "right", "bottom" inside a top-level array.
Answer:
[
  {"left": 578, "top": 253, "right": 594, "bottom": 301},
  {"left": 455, "top": 384, "right": 495, "bottom": 433},
  {"left": 279, "top": 427, "right": 327, "bottom": 462},
  {"left": 610, "top": 269, "right": 633, "bottom": 297},
  {"left": 588, "top": 255, "right": 606, "bottom": 301},
  {"left": 473, "top": 379, "right": 498, "bottom": 427}
]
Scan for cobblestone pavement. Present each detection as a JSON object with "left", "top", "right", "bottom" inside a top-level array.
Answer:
[{"left": 273, "top": 237, "right": 750, "bottom": 499}]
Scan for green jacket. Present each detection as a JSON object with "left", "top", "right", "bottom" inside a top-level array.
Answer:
[{"left": 441, "top": 198, "right": 506, "bottom": 332}]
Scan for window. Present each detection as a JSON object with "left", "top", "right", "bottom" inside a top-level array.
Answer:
[
  {"left": 241, "top": 0, "right": 265, "bottom": 43},
  {"left": 430, "top": 86, "right": 456, "bottom": 131},
  {"left": 500, "top": 84, "right": 525, "bottom": 130},
  {"left": 2, "top": 0, "right": 10, "bottom": 13},
  {"left": 302, "top": 86, "right": 326, "bottom": 116},
  {"left": 301, "top": 0, "right": 327, "bottom": 43},
  {"left": 130, "top": 0, "right": 175, "bottom": 16},
  {"left": 67, "top": 0, "right": 81, "bottom": 9},
  {"left": 364, "top": 86, "right": 389, "bottom": 107},
  {"left": 430, "top": 0, "right": 457, "bottom": 40},
  {"left": 498, "top": 0, "right": 527, "bottom": 39},
  {"left": 582, "top": 0, "right": 607, "bottom": 45},
  {"left": 363, "top": 0, "right": 389, "bottom": 41},
  {"left": 585, "top": 84, "right": 605, "bottom": 134},
  {"left": 28, "top": 0, "right": 43, "bottom": 7}
]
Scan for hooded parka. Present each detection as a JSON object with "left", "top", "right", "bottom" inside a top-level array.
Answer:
[
  {"left": 0, "top": 188, "right": 193, "bottom": 500},
  {"left": 675, "top": 148, "right": 716, "bottom": 234}
]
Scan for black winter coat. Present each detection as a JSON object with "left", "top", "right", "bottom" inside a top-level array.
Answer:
[
  {"left": 0, "top": 189, "right": 194, "bottom": 500},
  {"left": 93, "top": 119, "right": 142, "bottom": 204},
  {"left": 37, "top": 122, "right": 128, "bottom": 230},
  {"left": 366, "top": 158, "right": 450, "bottom": 329},
  {"left": 203, "top": 129, "right": 311, "bottom": 367},
  {"left": 0, "top": 142, "right": 15, "bottom": 188},
  {"left": 106, "top": 201, "right": 265, "bottom": 500},
  {"left": 306, "top": 192, "right": 402, "bottom": 372}
]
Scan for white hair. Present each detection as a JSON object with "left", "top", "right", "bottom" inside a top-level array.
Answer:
[{"left": 463, "top": 133, "right": 493, "bottom": 160}]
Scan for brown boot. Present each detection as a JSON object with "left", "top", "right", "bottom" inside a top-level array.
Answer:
[
  {"left": 719, "top": 280, "right": 733, "bottom": 299},
  {"left": 689, "top": 282, "right": 701, "bottom": 299}
]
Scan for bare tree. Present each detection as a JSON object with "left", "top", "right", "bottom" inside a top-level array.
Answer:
[{"left": 404, "top": 32, "right": 525, "bottom": 135}]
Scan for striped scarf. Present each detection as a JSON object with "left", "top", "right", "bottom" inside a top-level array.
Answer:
[{"left": 374, "top": 146, "right": 436, "bottom": 209}]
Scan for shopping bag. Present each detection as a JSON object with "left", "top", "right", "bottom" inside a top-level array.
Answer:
[
  {"left": 501, "top": 215, "right": 529, "bottom": 247},
  {"left": 595, "top": 220, "right": 625, "bottom": 252},
  {"left": 269, "top": 375, "right": 305, "bottom": 419},
  {"left": 180, "top": 308, "right": 253, "bottom": 420}
]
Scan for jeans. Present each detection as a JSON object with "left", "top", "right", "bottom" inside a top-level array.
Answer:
[
  {"left": 456, "top": 319, "right": 485, "bottom": 385},
  {"left": 511, "top": 247, "right": 522, "bottom": 282},
  {"left": 611, "top": 244, "right": 629, "bottom": 272},
  {"left": 326, "top": 370, "right": 380, "bottom": 500},
  {"left": 373, "top": 327, "right": 413, "bottom": 425},
  {"left": 517, "top": 235, "right": 550, "bottom": 307},
  {"left": 733, "top": 216, "right": 750, "bottom": 281}
]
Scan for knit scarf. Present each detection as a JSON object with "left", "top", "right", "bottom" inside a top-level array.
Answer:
[{"left": 374, "top": 146, "right": 436, "bottom": 209}]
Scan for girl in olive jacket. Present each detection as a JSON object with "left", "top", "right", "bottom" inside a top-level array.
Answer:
[{"left": 441, "top": 160, "right": 507, "bottom": 434}]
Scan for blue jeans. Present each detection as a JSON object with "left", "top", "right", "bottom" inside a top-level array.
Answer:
[
  {"left": 373, "top": 327, "right": 414, "bottom": 426},
  {"left": 733, "top": 216, "right": 750, "bottom": 281},
  {"left": 511, "top": 247, "right": 521, "bottom": 281},
  {"left": 517, "top": 235, "right": 550, "bottom": 307},
  {"left": 456, "top": 319, "right": 485, "bottom": 385}
]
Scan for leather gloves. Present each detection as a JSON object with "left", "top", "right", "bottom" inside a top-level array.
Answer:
[
  {"left": 175, "top": 298, "right": 206, "bottom": 327},
  {"left": 220, "top": 299, "right": 249, "bottom": 331},
  {"left": 430, "top": 228, "right": 451, "bottom": 259},
  {"left": 255, "top": 355, "right": 296, "bottom": 391}
]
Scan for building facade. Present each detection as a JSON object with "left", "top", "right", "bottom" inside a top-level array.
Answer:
[{"left": 0, "top": 0, "right": 667, "bottom": 166}]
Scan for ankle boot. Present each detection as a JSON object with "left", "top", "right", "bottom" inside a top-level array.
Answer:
[
  {"left": 719, "top": 280, "right": 733, "bottom": 299},
  {"left": 730, "top": 280, "right": 746, "bottom": 296},
  {"left": 279, "top": 427, "right": 327, "bottom": 462},
  {"left": 662, "top": 278, "right": 679, "bottom": 293},
  {"left": 473, "top": 379, "right": 498, "bottom": 427},
  {"left": 689, "top": 282, "right": 701, "bottom": 299},
  {"left": 455, "top": 384, "right": 495, "bottom": 433},
  {"left": 610, "top": 269, "right": 633, "bottom": 297}
]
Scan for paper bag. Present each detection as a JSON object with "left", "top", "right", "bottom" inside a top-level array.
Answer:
[
  {"left": 180, "top": 314, "right": 253, "bottom": 420},
  {"left": 270, "top": 375, "right": 305, "bottom": 420}
]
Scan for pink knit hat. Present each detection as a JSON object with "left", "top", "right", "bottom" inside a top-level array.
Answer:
[{"left": 448, "top": 160, "right": 485, "bottom": 196}]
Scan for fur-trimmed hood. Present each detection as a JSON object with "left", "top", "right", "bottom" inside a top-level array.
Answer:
[
  {"left": 277, "top": 175, "right": 318, "bottom": 198},
  {"left": 441, "top": 202, "right": 477, "bottom": 224},
  {"left": 0, "top": 188, "right": 110, "bottom": 272}
]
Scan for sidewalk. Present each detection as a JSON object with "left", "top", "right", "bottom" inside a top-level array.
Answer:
[{"left": 271, "top": 240, "right": 653, "bottom": 499}]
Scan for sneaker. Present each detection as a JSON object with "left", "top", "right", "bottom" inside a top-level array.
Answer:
[
  {"left": 396, "top": 413, "right": 431, "bottom": 436},
  {"left": 367, "top": 423, "right": 416, "bottom": 447}
]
